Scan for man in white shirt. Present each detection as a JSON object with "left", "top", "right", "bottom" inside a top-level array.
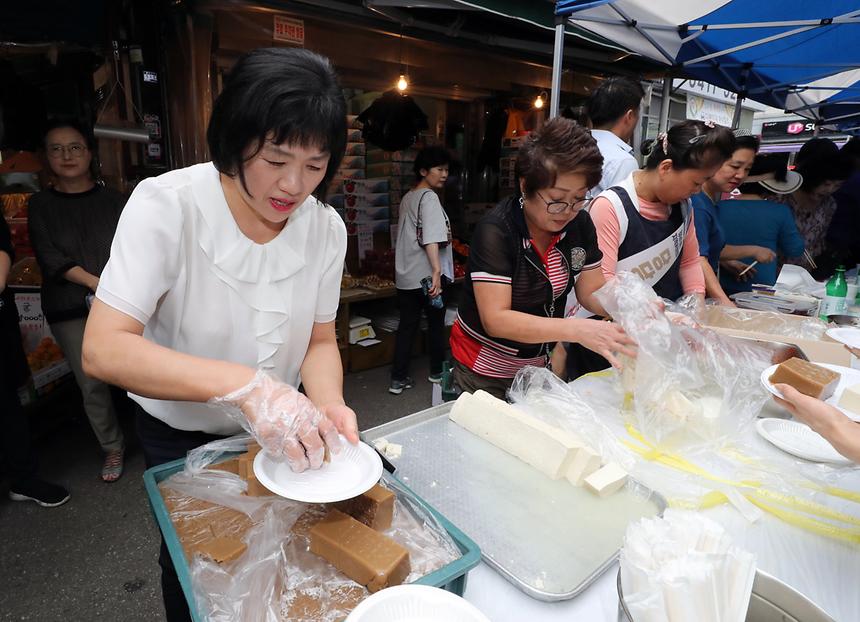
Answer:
[{"left": 587, "top": 77, "right": 644, "bottom": 195}]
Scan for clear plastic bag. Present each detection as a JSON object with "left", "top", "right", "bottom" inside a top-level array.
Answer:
[
  {"left": 160, "top": 435, "right": 461, "bottom": 621},
  {"left": 593, "top": 272, "right": 774, "bottom": 446},
  {"left": 699, "top": 305, "right": 827, "bottom": 341}
]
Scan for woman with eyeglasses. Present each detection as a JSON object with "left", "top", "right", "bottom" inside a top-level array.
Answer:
[
  {"left": 589, "top": 120, "right": 735, "bottom": 304},
  {"left": 27, "top": 118, "right": 126, "bottom": 482},
  {"left": 449, "top": 117, "right": 636, "bottom": 399}
]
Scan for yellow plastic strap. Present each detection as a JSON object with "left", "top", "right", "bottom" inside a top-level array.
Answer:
[{"left": 625, "top": 424, "right": 860, "bottom": 542}]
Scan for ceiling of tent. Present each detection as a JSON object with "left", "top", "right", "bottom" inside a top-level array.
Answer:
[{"left": 555, "top": 0, "right": 860, "bottom": 129}]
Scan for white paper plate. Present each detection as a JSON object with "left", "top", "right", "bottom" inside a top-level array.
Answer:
[
  {"left": 253, "top": 439, "right": 382, "bottom": 503},
  {"left": 826, "top": 327, "right": 860, "bottom": 350},
  {"left": 756, "top": 418, "right": 853, "bottom": 465},
  {"left": 760, "top": 362, "right": 860, "bottom": 421},
  {"left": 345, "top": 585, "right": 491, "bottom": 622}
]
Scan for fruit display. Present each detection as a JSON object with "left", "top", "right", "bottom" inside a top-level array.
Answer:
[{"left": 26, "top": 337, "right": 64, "bottom": 372}]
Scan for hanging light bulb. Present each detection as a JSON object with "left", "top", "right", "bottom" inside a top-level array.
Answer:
[
  {"left": 397, "top": 74, "right": 408, "bottom": 92},
  {"left": 534, "top": 91, "right": 547, "bottom": 109}
]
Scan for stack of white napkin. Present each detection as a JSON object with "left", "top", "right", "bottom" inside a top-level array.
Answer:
[{"left": 620, "top": 510, "right": 756, "bottom": 622}]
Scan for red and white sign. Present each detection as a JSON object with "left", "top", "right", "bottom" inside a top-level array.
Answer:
[{"left": 273, "top": 15, "right": 305, "bottom": 45}]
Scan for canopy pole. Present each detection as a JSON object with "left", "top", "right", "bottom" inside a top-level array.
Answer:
[
  {"left": 731, "top": 95, "right": 745, "bottom": 128},
  {"left": 550, "top": 17, "right": 565, "bottom": 118},
  {"left": 658, "top": 75, "right": 672, "bottom": 133}
]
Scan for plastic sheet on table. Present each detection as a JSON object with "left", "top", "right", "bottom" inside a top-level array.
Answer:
[
  {"left": 701, "top": 304, "right": 827, "bottom": 341},
  {"left": 593, "top": 272, "right": 774, "bottom": 447},
  {"left": 159, "top": 435, "right": 461, "bottom": 622}
]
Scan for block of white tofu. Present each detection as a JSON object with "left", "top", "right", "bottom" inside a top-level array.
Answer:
[
  {"left": 584, "top": 462, "right": 628, "bottom": 497},
  {"left": 662, "top": 390, "right": 701, "bottom": 423},
  {"left": 449, "top": 390, "right": 584, "bottom": 479},
  {"left": 565, "top": 446, "right": 602, "bottom": 486},
  {"left": 383, "top": 442, "right": 402, "bottom": 459},
  {"left": 839, "top": 383, "right": 860, "bottom": 416}
]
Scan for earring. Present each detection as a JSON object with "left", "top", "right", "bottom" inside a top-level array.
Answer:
[{"left": 518, "top": 196, "right": 524, "bottom": 210}]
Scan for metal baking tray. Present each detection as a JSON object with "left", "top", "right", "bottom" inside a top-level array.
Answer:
[{"left": 364, "top": 403, "right": 666, "bottom": 602}]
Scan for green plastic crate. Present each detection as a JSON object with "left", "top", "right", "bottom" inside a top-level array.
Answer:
[{"left": 143, "top": 457, "right": 481, "bottom": 622}]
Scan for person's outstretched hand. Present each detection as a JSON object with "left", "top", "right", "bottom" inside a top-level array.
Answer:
[
  {"left": 773, "top": 383, "right": 860, "bottom": 463},
  {"left": 321, "top": 403, "right": 360, "bottom": 445}
]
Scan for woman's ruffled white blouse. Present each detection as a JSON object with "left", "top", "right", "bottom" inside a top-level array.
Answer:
[{"left": 97, "top": 162, "right": 346, "bottom": 433}]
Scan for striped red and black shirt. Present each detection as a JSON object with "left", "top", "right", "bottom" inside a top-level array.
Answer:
[{"left": 451, "top": 196, "right": 602, "bottom": 379}]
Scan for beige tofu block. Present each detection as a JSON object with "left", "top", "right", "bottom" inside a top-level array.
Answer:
[
  {"left": 584, "top": 462, "right": 628, "bottom": 497},
  {"left": 449, "top": 390, "right": 583, "bottom": 479},
  {"left": 838, "top": 382, "right": 860, "bottom": 415},
  {"left": 566, "top": 447, "right": 602, "bottom": 486}
]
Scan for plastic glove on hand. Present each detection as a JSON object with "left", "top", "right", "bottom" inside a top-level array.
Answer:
[{"left": 210, "top": 370, "right": 342, "bottom": 472}]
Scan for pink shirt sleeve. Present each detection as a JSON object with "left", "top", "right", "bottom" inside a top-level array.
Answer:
[
  {"left": 589, "top": 194, "right": 705, "bottom": 295},
  {"left": 679, "top": 211, "right": 706, "bottom": 295},
  {"left": 587, "top": 196, "right": 621, "bottom": 280}
]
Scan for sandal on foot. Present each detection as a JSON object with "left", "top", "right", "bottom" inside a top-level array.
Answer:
[{"left": 101, "top": 450, "right": 124, "bottom": 483}]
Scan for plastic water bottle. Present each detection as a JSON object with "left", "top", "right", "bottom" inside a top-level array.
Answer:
[
  {"left": 819, "top": 265, "right": 848, "bottom": 320},
  {"left": 855, "top": 264, "right": 860, "bottom": 305},
  {"left": 420, "top": 276, "right": 444, "bottom": 309}
]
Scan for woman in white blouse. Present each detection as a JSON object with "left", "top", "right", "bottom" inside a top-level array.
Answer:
[{"left": 82, "top": 48, "right": 357, "bottom": 620}]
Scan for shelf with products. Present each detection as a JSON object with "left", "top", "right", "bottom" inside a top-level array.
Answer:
[{"left": 336, "top": 278, "right": 462, "bottom": 373}]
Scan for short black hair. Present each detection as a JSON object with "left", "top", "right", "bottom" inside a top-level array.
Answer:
[
  {"left": 207, "top": 48, "right": 347, "bottom": 200},
  {"left": 795, "top": 137, "right": 838, "bottom": 168},
  {"left": 413, "top": 145, "right": 451, "bottom": 181},
  {"left": 738, "top": 153, "right": 789, "bottom": 195},
  {"left": 841, "top": 136, "right": 860, "bottom": 161},
  {"left": 733, "top": 134, "right": 760, "bottom": 153},
  {"left": 796, "top": 151, "right": 852, "bottom": 190},
  {"left": 42, "top": 117, "right": 99, "bottom": 180},
  {"left": 586, "top": 77, "right": 644, "bottom": 128},
  {"left": 642, "top": 120, "right": 735, "bottom": 171}
]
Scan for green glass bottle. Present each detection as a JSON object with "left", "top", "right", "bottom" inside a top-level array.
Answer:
[{"left": 819, "top": 265, "right": 848, "bottom": 320}]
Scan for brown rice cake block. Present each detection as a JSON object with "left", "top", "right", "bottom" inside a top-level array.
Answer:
[
  {"left": 334, "top": 484, "right": 395, "bottom": 531},
  {"left": 208, "top": 458, "right": 240, "bottom": 475},
  {"left": 246, "top": 441, "right": 262, "bottom": 458},
  {"left": 769, "top": 357, "right": 840, "bottom": 400},
  {"left": 193, "top": 536, "right": 247, "bottom": 564},
  {"left": 285, "top": 585, "right": 366, "bottom": 622},
  {"left": 309, "top": 509, "right": 410, "bottom": 592},
  {"left": 244, "top": 474, "right": 272, "bottom": 497},
  {"left": 237, "top": 452, "right": 255, "bottom": 480}
]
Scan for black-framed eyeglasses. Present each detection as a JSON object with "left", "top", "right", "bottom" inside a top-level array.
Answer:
[
  {"left": 536, "top": 191, "right": 593, "bottom": 214},
  {"left": 47, "top": 143, "right": 87, "bottom": 158}
]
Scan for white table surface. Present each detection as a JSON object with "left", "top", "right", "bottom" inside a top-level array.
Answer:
[{"left": 456, "top": 379, "right": 860, "bottom": 621}]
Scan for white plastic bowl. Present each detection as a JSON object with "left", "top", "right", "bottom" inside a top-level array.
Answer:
[{"left": 345, "top": 585, "right": 491, "bottom": 622}]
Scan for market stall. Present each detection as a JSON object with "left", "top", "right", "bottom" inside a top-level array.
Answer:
[{"left": 143, "top": 269, "right": 860, "bottom": 621}]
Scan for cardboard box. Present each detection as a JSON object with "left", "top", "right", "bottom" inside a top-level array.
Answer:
[
  {"left": 334, "top": 168, "right": 365, "bottom": 181},
  {"left": 345, "top": 207, "right": 390, "bottom": 222},
  {"left": 365, "top": 149, "right": 418, "bottom": 165},
  {"left": 701, "top": 307, "right": 851, "bottom": 366},
  {"left": 344, "top": 193, "right": 390, "bottom": 208},
  {"left": 327, "top": 194, "right": 345, "bottom": 209},
  {"left": 344, "top": 178, "right": 389, "bottom": 194},
  {"left": 345, "top": 142, "right": 366, "bottom": 156},
  {"left": 340, "top": 156, "right": 366, "bottom": 169},
  {"left": 366, "top": 162, "right": 410, "bottom": 178}
]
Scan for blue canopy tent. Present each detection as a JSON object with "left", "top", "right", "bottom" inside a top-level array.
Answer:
[{"left": 550, "top": 1, "right": 860, "bottom": 132}]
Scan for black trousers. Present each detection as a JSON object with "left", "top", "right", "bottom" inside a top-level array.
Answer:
[
  {"left": 0, "top": 372, "right": 38, "bottom": 485},
  {"left": 135, "top": 406, "right": 226, "bottom": 622},
  {"left": 391, "top": 284, "right": 447, "bottom": 381}
]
